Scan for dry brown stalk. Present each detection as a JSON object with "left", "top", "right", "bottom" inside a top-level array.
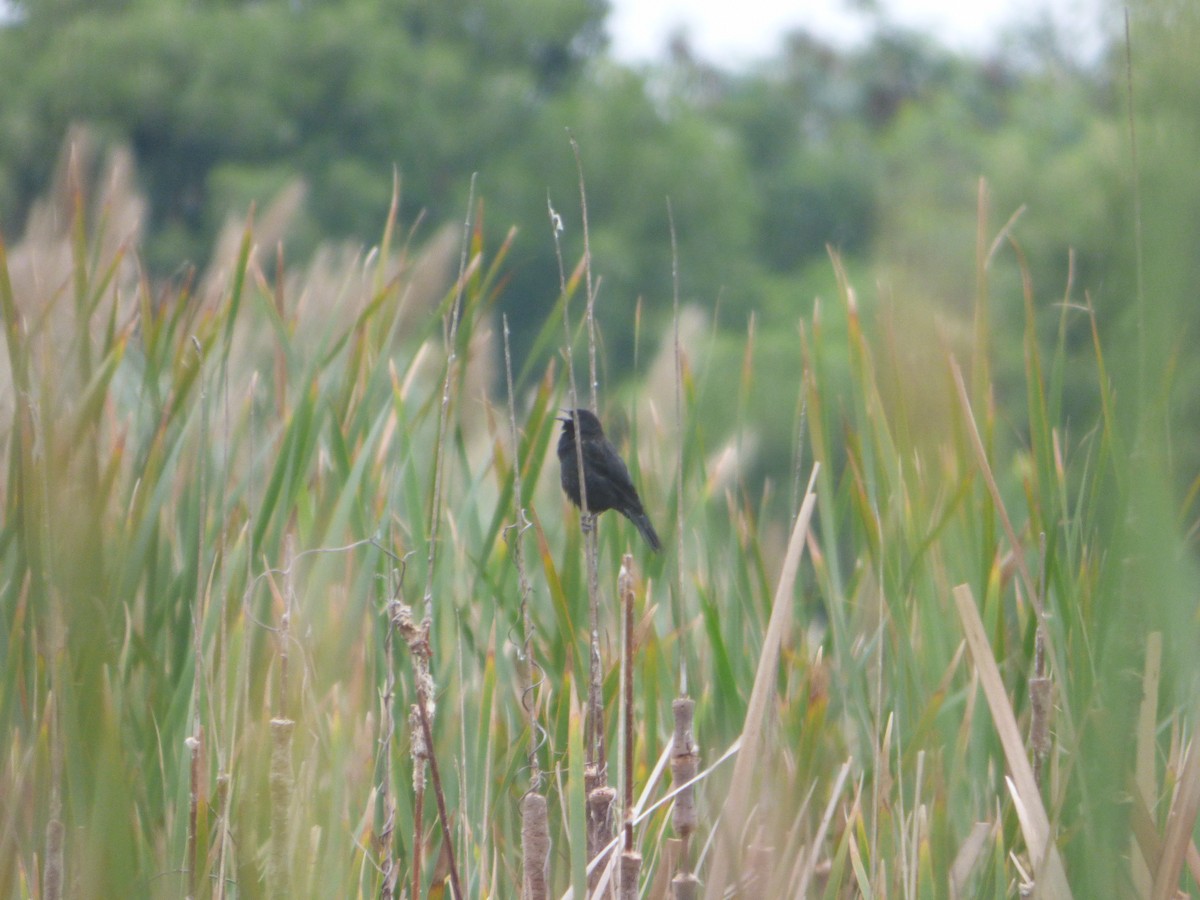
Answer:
[
  {"left": 389, "top": 594, "right": 463, "bottom": 899},
  {"left": 553, "top": 141, "right": 612, "bottom": 887},
  {"left": 413, "top": 698, "right": 463, "bottom": 900},
  {"left": 267, "top": 717, "right": 295, "bottom": 899},
  {"left": 664, "top": 201, "right": 701, "bottom": 900},
  {"left": 669, "top": 699, "right": 699, "bottom": 839},
  {"left": 587, "top": 785, "right": 617, "bottom": 894},
  {"left": 503, "top": 315, "right": 542, "bottom": 783},
  {"left": 669, "top": 697, "right": 699, "bottom": 881},
  {"left": 390, "top": 176, "right": 474, "bottom": 900},
  {"left": 618, "top": 555, "right": 638, "bottom": 897},
  {"left": 950, "top": 356, "right": 1076, "bottom": 740},
  {"left": 212, "top": 773, "right": 231, "bottom": 900},
  {"left": 186, "top": 331, "right": 215, "bottom": 900},
  {"left": 1153, "top": 735, "right": 1200, "bottom": 900},
  {"left": 1029, "top": 532, "right": 1052, "bottom": 789},
  {"left": 670, "top": 873, "right": 700, "bottom": 900},
  {"left": 43, "top": 791, "right": 63, "bottom": 900},
  {"left": 378, "top": 572, "right": 399, "bottom": 900},
  {"left": 1133, "top": 632, "right": 1163, "bottom": 894},
  {"left": 1029, "top": 670, "right": 1052, "bottom": 786},
  {"left": 566, "top": 139, "right": 606, "bottom": 793},
  {"left": 619, "top": 555, "right": 636, "bottom": 845},
  {"left": 501, "top": 314, "right": 550, "bottom": 897},
  {"left": 409, "top": 701, "right": 427, "bottom": 900},
  {"left": 265, "top": 541, "right": 297, "bottom": 899},
  {"left": 951, "top": 583, "right": 1072, "bottom": 899},
  {"left": 41, "top": 690, "right": 65, "bottom": 900},
  {"left": 619, "top": 850, "right": 643, "bottom": 900},
  {"left": 949, "top": 821, "right": 993, "bottom": 899},
  {"left": 185, "top": 725, "right": 203, "bottom": 900},
  {"left": 704, "top": 466, "right": 819, "bottom": 898},
  {"left": 521, "top": 792, "right": 551, "bottom": 900}
]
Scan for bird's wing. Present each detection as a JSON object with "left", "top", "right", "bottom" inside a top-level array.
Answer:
[{"left": 592, "top": 446, "right": 645, "bottom": 512}]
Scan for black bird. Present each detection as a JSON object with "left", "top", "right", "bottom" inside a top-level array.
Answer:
[{"left": 558, "top": 408, "right": 662, "bottom": 552}]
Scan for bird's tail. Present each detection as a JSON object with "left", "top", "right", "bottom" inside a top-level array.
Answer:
[{"left": 627, "top": 510, "right": 662, "bottom": 553}]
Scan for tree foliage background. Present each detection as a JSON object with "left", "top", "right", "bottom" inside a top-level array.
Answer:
[{"left": 0, "top": 0, "right": 1195, "bottom": 491}]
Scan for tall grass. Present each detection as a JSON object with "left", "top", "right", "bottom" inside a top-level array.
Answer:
[{"left": 0, "top": 129, "right": 1197, "bottom": 900}]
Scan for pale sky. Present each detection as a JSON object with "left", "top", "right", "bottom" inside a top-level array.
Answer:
[{"left": 607, "top": 0, "right": 1110, "bottom": 65}]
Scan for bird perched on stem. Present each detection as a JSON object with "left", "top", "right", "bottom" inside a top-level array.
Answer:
[{"left": 558, "top": 408, "right": 661, "bottom": 552}]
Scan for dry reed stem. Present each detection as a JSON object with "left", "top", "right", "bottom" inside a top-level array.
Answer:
[
  {"left": 422, "top": 175, "right": 473, "bottom": 607},
  {"left": 379, "top": 572, "right": 399, "bottom": 900},
  {"left": 1153, "top": 736, "right": 1200, "bottom": 900},
  {"left": 619, "top": 555, "right": 636, "bottom": 843},
  {"left": 665, "top": 199, "right": 701, "bottom": 899},
  {"left": 951, "top": 584, "right": 1072, "bottom": 898},
  {"left": 391, "top": 598, "right": 458, "bottom": 897},
  {"left": 1030, "top": 532, "right": 1052, "bottom": 789},
  {"left": 949, "top": 357, "right": 1080, "bottom": 741},
  {"left": 185, "top": 323, "right": 216, "bottom": 900},
  {"left": 186, "top": 725, "right": 203, "bottom": 900},
  {"left": 703, "top": 464, "right": 819, "bottom": 898},
  {"left": 212, "top": 773, "right": 231, "bottom": 900},
  {"left": 395, "top": 175, "right": 475, "bottom": 900},
  {"left": 618, "top": 850, "right": 642, "bottom": 900},
  {"left": 503, "top": 315, "right": 542, "bottom": 787},
  {"left": 43, "top": 790, "right": 63, "bottom": 900},
  {"left": 521, "top": 792, "right": 550, "bottom": 900},
  {"left": 950, "top": 821, "right": 994, "bottom": 899},
  {"left": 587, "top": 786, "right": 617, "bottom": 893},
  {"left": 568, "top": 140, "right": 605, "bottom": 790},
  {"left": 555, "top": 140, "right": 612, "bottom": 884},
  {"left": 549, "top": 178, "right": 603, "bottom": 774},
  {"left": 670, "top": 873, "right": 700, "bottom": 900},
  {"left": 1122, "top": 9, "right": 1147, "bottom": 398},
  {"left": 267, "top": 717, "right": 295, "bottom": 899},
  {"left": 569, "top": 135, "right": 599, "bottom": 415},
  {"left": 796, "top": 759, "right": 853, "bottom": 897},
  {"left": 503, "top": 313, "right": 550, "bottom": 896},
  {"left": 39, "top": 689, "right": 64, "bottom": 900},
  {"left": 1029, "top": 670, "right": 1052, "bottom": 784},
  {"left": 618, "top": 555, "right": 638, "bottom": 896},
  {"left": 264, "top": 535, "right": 298, "bottom": 898},
  {"left": 414, "top": 698, "right": 464, "bottom": 899},
  {"left": 669, "top": 696, "right": 699, "bottom": 884},
  {"left": 667, "top": 198, "right": 686, "bottom": 649},
  {"left": 1133, "top": 632, "right": 1162, "bottom": 895},
  {"left": 410, "top": 703, "right": 427, "bottom": 900}
]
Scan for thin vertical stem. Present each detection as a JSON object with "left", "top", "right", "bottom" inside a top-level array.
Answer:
[{"left": 1124, "top": 9, "right": 1146, "bottom": 404}]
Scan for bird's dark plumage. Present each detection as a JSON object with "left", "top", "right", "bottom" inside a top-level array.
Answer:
[{"left": 558, "top": 408, "right": 661, "bottom": 552}]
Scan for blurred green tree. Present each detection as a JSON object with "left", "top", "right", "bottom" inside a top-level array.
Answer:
[
  {"left": 0, "top": 0, "right": 606, "bottom": 270},
  {"left": 1, "top": 0, "right": 1167, "bottom": 494}
]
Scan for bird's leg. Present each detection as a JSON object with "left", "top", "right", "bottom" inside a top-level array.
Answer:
[{"left": 581, "top": 512, "right": 596, "bottom": 535}]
